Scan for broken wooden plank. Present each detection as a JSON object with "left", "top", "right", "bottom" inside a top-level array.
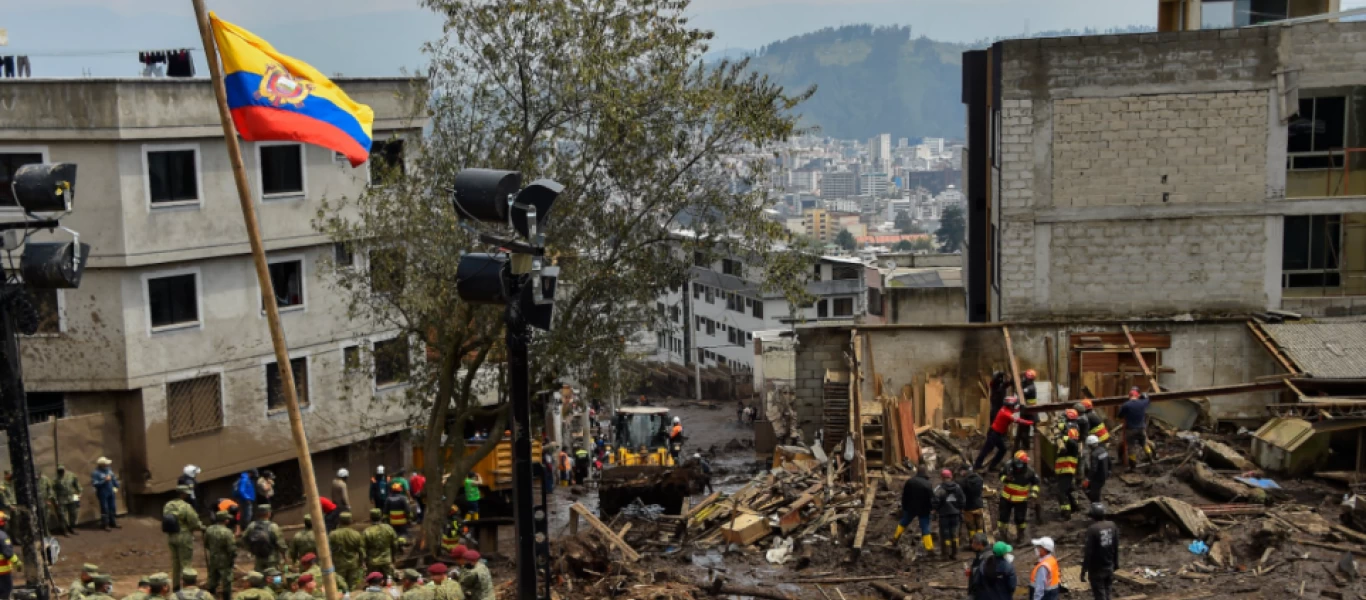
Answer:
[
  {"left": 1026, "top": 380, "right": 1289, "bottom": 413},
  {"left": 569, "top": 502, "right": 640, "bottom": 562},
  {"left": 897, "top": 400, "right": 922, "bottom": 463},
  {"left": 852, "top": 479, "right": 880, "bottom": 549},
  {"left": 683, "top": 491, "right": 722, "bottom": 520},
  {"left": 1291, "top": 536, "right": 1366, "bottom": 555},
  {"left": 1247, "top": 321, "right": 1302, "bottom": 376},
  {"left": 1201, "top": 440, "right": 1257, "bottom": 472},
  {"left": 1114, "top": 571, "right": 1158, "bottom": 588},
  {"left": 796, "top": 576, "right": 895, "bottom": 584},
  {"left": 924, "top": 377, "right": 945, "bottom": 430}
]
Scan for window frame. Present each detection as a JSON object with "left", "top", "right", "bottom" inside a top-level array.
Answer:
[
  {"left": 1282, "top": 214, "right": 1345, "bottom": 288},
  {"left": 264, "top": 354, "right": 312, "bottom": 416},
  {"left": 258, "top": 254, "right": 307, "bottom": 314},
  {"left": 143, "top": 267, "right": 203, "bottom": 334},
  {"left": 23, "top": 288, "right": 64, "bottom": 337},
  {"left": 372, "top": 334, "right": 411, "bottom": 391},
  {"left": 833, "top": 297, "right": 855, "bottom": 317},
  {"left": 367, "top": 138, "right": 406, "bottom": 187},
  {"left": 142, "top": 143, "right": 203, "bottom": 210},
  {"left": 1287, "top": 94, "right": 1350, "bottom": 172},
  {"left": 165, "top": 369, "right": 226, "bottom": 440},
  {"left": 256, "top": 141, "right": 308, "bottom": 200},
  {"left": 0, "top": 146, "right": 49, "bottom": 212},
  {"left": 340, "top": 342, "right": 363, "bottom": 375},
  {"left": 333, "top": 242, "right": 356, "bottom": 269}
]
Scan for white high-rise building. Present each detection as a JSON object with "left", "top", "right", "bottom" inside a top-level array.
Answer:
[{"left": 868, "top": 133, "right": 892, "bottom": 171}]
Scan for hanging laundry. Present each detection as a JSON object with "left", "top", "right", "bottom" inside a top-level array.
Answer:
[
  {"left": 166, "top": 49, "right": 194, "bottom": 78},
  {"left": 16, "top": 56, "right": 30, "bottom": 78},
  {"left": 0, "top": 56, "right": 14, "bottom": 78}
]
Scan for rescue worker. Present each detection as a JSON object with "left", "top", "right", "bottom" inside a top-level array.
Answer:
[
  {"left": 363, "top": 509, "right": 399, "bottom": 579},
  {"left": 70, "top": 564, "right": 99, "bottom": 600},
  {"left": 385, "top": 483, "right": 411, "bottom": 536},
  {"left": 233, "top": 572, "right": 273, "bottom": 600},
  {"left": 960, "top": 466, "right": 986, "bottom": 542},
  {"left": 55, "top": 465, "right": 81, "bottom": 536},
  {"left": 974, "top": 397, "right": 1034, "bottom": 472},
  {"left": 572, "top": 446, "right": 590, "bottom": 485},
  {"left": 204, "top": 511, "right": 237, "bottom": 600},
  {"left": 1117, "top": 388, "right": 1154, "bottom": 469},
  {"left": 0, "top": 512, "right": 20, "bottom": 600},
  {"left": 350, "top": 573, "right": 387, "bottom": 600},
  {"left": 331, "top": 469, "right": 351, "bottom": 530},
  {"left": 409, "top": 470, "right": 426, "bottom": 523},
  {"left": 1083, "top": 435, "right": 1111, "bottom": 503},
  {"left": 988, "top": 371, "right": 1009, "bottom": 424},
  {"left": 1054, "top": 411, "right": 1083, "bottom": 520},
  {"left": 998, "top": 451, "right": 1040, "bottom": 544},
  {"left": 668, "top": 417, "right": 684, "bottom": 463},
  {"left": 178, "top": 465, "right": 202, "bottom": 514},
  {"left": 463, "top": 475, "right": 481, "bottom": 520},
  {"left": 239, "top": 505, "right": 286, "bottom": 573},
  {"left": 317, "top": 498, "right": 338, "bottom": 537},
  {"left": 163, "top": 485, "right": 204, "bottom": 591},
  {"left": 971, "top": 540, "right": 1017, "bottom": 600},
  {"left": 440, "top": 507, "right": 467, "bottom": 556},
  {"left": 556, "top": 448, "right": 572, "bottom": 487},
  {"left": 369, "top": 467, "right": 388, "bottom": 510},
  {"left": 893, "top": 467, "right": 935, "bottom": 552},
  {"left": 456, "top": 551, "right": 492, "bottom": 600},
  {"left": 1080, "top": 400, "right": 1110, "bottom": 445},
  {"left": 1081, "top": 503, "right": 1119, "bottom": 600},
  {"left": 177, "top": 569, "right": 212, "bottom": 600},
  {"left": 399, "top": 569, "right": 431, "bottom": 600},
  {"left": 38, "top": 472, "right": 56, "bottom": 533},
  {"left": 1015, "top": 370, "right": 1040, "bottom": 452},
  {"left": 964, "top": 533, "right": 991, "bottom": 594},
  {"left": 86, "top": 575, "right": 115, "bottom": 600},
  {"left": 289, "top": 515, "right": 317, "bottom": 568},
  {"left": 931, "top": 469, "right": 966, "bottom": 560},
  {"left": 0, "top": 474, "right": 14, "bottom": 513},
  {"left": 91, "top": 457, "right": 120, "bottom": 530},
  {"left": 328, "top": 512, "right": 366, "bottom": 591},
  {"left": 424, "top": 563, "right": 463, "bottom": 600},
  {"left": 1029, "top": 537, "right": 1061, "bottom": 600}
]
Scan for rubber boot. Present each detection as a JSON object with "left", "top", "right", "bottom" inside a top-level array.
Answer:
[
  {"left": 892, "top": 525, "right": 905, "bottom": 542},
  {"left": 941, "top": 538, "right": 952, "bottom": 560},
  {"left": 921, "top": 534, "right": 935, "bottom": 552},
  {"left": 1015, "top": 524, "right": 1028, "bottom": 545},
  {"left": 1060, "top": 505, "right": 1071, "bottom": 521},
  {"left": 997, "top": 522, "right": 1011, "bottom": 544}
]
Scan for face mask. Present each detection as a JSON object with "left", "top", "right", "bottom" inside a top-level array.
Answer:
[{"left": 273, "top": 577, "right": 282, "bottom": 585}]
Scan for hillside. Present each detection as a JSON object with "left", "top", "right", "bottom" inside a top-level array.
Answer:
[{"left": 744, "top": 25, "right": 970, "bottom": 141}]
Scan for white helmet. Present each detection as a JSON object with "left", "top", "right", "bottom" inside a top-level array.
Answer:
[
  {"left": 183, "top": 464, "right": 198, "bottom": 477},
  {"left": 1086, "top": 435, "right": 1100, "bottom": 447},
  {"left": 672, "top": 417, "right": 681, "bottom": 424},
  {"left": 692, "top": 453, "right": 701, "bottom": 459},
  {"left": 376, "top": 466, "right": 386, "bottom": 475},
  {"left": 337, "top": 468, "right": 350, "bottom": 479}
]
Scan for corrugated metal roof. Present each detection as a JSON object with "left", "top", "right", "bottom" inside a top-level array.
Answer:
[{"left": 1262, "top": 323, "right": 1366, "bottom": 379}]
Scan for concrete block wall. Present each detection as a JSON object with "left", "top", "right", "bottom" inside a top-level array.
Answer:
[
  {"left": 1052, "top": 92, "right": 1266, "bottom": 208},
  {"left": 792, "top": 326, "right": 850, "bottom": 440}
]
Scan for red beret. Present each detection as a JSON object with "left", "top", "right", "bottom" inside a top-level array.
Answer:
[
  {"left": 426, "top": 563, "right": 448, "bottom": 575},
  {"left": 464, "top": 551, "right": 481, "bottom": 562},
  {"left": 451, "top": 545, "right": 468, "bottom": 557},
  {"left": 297, "top": 575, "right": 314, "bottom": 585},
  {"left": 365, "top": 572, "right": 385, "bottom": 584},
  {"left": 301, "top": 553, "right": 317, "bottom": 563}
]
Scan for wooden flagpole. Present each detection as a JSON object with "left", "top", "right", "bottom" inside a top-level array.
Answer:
[{"left": 189, "top": 3, "right": 340, "bottom": 600}]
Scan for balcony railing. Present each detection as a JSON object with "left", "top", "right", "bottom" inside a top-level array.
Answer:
[{"left": 1286, "top": 149, "right": 1366, "bottom": 198}]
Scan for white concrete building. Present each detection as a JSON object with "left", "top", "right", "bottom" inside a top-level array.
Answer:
[{"left": 0, "top": 78, "right": 424, "bottom": 505}]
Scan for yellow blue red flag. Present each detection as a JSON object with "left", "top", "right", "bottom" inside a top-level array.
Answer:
[{"left": 210, "top": 13, "right": 374, "bottom": 167}]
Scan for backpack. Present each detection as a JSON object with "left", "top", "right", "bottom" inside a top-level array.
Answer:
[
  {"left": 245, "top": 521, "right": 276, "bottom": 556},
  {"left": 161, "top": 511, "right": 181, "bottom": 534}
]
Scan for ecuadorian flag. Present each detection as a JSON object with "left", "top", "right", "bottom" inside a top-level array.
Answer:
[{"left": 210, "top": 13, "right": 374, "bottom": 167}]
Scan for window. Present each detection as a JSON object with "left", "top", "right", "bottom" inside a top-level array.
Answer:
[
  {"left": 693, "top": 283, "right": 701, "bottom": 300},
  {"left": 266, "top": 259, "right": 305, "bottom": 310},
  {"left": 728, "top": 328, "right": 739, "bottom": 345},
  {"left": 370, "top": 248, "right": 406, "bottom": 295},
  {"left": 834, "top": 297, "right": 855, "bottom": 316},
  {"left": 1202, "top": 0, "right": 1290, "bottom": 28},
  {"left": 812, "top": 263, "right": 823, "bottom": 281},
  {"left": 369, "top": 139, "right": 405, "bottom": 185},
  {"left": 656, "top": 302, "right": 666, "bottom": 317},
  {"left": 868, "top": 287, "right": 883, "bottom": 317},
  {"left": 26, "top": 392, "right": 64, "bottom": 424},
  {"left": 1282, "top": 214, "right": 1342, "bottom": 287},
  {"left": 0, "top": 151, "right": 44, "bottom": 208},
  {"left": 342, "top": 344, "right": 362, "bottom": 373},
  {"left": 147, "top": 272, "right": 199, "bottom": 330},
  {"left": 657, "top": 332, "right": 666, "bottom": 349},
  {"left": 146, "top": 147, "right": 200, "bottom": 205},
  {"left": 1288, "top": 96, "right": 1348, "bottom": 170},
  {"left": 266, "top": 357, "right": 310, "bottom": 412},
  {"left": 374, "top": 337, "right": 410, "bottom": 387},
  {"left": 669, "top": 305, "right": 680, "bottom": 324},
  {"left": 706, "top": 319, "right": 715, "bottom": 336},
  {"left": 695, "top": 315, "right": 702, "bottom": 330},
  {"left": 752, "top": 300, "right": 764, "bottom": 319},
  {"left": 260, "top": 143, "right": 305, "bottom": 197},
  {"left": 832, "top": 265, "right": 860, "bottom": 280},
  {"left": 704, "top": 286, "right": 714, "bottom": 304},
  {"left": 722, "top": 259, "right": 742, "bottom": 276},
  {"left": 333, "top": 242, "right": 355, "bottom": 268},
  {"left": 817, "top": 299, "right": 828, "bottom": 318},
  {"left": 167, "top": 375, "right": 223, "bottom": 439},
  {"left": 694, "top": 251, "right": 707, "bottom": 267},
  {"left": 29, "top": 289, "right": 61, "bottom": 335}
]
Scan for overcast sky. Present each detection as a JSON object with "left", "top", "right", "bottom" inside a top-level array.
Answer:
[{"left": 4, "top": 0, "right": 1361, "bottom": 77}]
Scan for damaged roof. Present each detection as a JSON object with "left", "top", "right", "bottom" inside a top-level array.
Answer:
[{"left": 1261, "top": 323, "right": 1366, "bottom": 379}]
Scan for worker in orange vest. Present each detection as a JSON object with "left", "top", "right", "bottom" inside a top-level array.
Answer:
[
  {"left": 668, "top": 417, "right": 684, "bottom": 462},
  {"left": 0, "top": 511, "right": 21, "bottom": 600},
  {"left": 1029, "top": 536, "right": 1061, "bottom": 600},
  {"left": 557, "top": 448, "right": 573, "bottom": 486}
]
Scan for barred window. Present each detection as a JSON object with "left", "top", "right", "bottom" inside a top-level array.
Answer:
[{"left": 167, "top": 374, "right": 224, "bottom": 440}]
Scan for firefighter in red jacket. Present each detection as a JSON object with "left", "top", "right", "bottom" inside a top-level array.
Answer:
[{"left": 973, "top": 397, "right": 1034, "bottom": 472}]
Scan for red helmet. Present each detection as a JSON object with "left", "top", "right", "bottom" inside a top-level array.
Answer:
[
  {"left": 1024, "top": 369, "right": 1037, "bottom": 380},
  {"left": 1064, "top": 409, "right": 1078, "bottom": 420},
  {"left": 940, "top": 469, "right": 953, "bottom": 479},
  {"left": 1014, "top": 450, "right": 1029, "bottom": 463},
  {"left": 1081, "top": 400, "right": 1094, "bottom": 410}
]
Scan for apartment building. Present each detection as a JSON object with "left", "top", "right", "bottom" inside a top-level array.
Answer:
[
  {"left": 1158, "top": 0, "right": 1341, "bottom": 31},
  {"left": 650, "top": 253, "right": 872, "bottom": 373},
  {"left": 0, "top": 78, "right": 424, "bottom": 507},
  {"left": 962, "top": 13, "right": 1366, "bottom": 322},
  {"left": 821, "top": 171, "right": 859, "bottom": 199}
]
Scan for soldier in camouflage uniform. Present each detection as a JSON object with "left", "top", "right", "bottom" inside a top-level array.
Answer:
[
  {"left": 233, "top": 573, "right": 274, "bottom": 600},
  {"left": 295, "top": 574, "right": 320, "bottom": 600},
  {"left": 262, "top": 569, "right": 284, "bottom": 597},
  {"left": 349, "top": 573, "right": 387, "bottom": 600},
  {"left": 164, "top": 486, "right": 204, "bottom": 591},
  {"left": 423, "top": 563, "right": 463, "bottom": 600},
  {"left": 275, "top": 573, "right": 307, "bottom": 600},
  {"left": 121, "top": 576, "right": 150, "bottom": 600},
  {"left": 175, "top": 569, "right": 212, "bottom": 600},
  {"left": 456, "top": 552, "right": 492, "bottom": 600},
  {"left": 297, "top": 554, "right": 321, "bottom": 583},
  {"left": 69, "top": 563, "right": 99, "bottom": 600},
  {"left": 288, "top": 515, "right": 317, "bottom": 569},
  {"left": 86, "top": 575, "right": 116, "bottom": 600},
  {"left": 147, "top": 574, "right": 171, "bottom": 600},
  {"left": 362, "top": 509, "right": 398, "bottom": 579},
  {"left": 240, "top": 505, "right": 287, "bottom": 573},
  {"left": 398, "top": 570, "right": 429, "bottom": 600},
  {"left": 327, "top": 512, "right": 365, "bottom": 592},
  {"left": 54, "top": 465, "right": 82, "bottom": 536},
  {"left": 204, "top": 512, "right": 238, "bottom": 600}
]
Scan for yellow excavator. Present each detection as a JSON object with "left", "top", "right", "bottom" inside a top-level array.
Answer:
[{"left": 610, "top": 406, "right": 677, "bottom": 467}]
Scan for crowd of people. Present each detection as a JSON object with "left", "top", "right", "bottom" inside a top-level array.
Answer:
[{"left": 897, "top": 372, "right": 1155, "bottom": 600}]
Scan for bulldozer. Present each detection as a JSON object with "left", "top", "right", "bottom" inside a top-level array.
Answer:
[{"left": 610, "top": 406, "right": 677, "bottom": 467}]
